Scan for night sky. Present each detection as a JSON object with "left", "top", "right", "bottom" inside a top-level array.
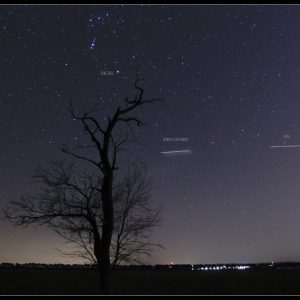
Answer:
[{"left": 1, "top": 4, "right": 300, "bottom": 265}]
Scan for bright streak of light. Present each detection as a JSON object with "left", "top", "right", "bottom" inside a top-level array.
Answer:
[
  {"left": 270, "top": 145, "right": 300, "bottom": 148},
  {"left": 160, "top": 150, "right": 192, "bottom": 155}
]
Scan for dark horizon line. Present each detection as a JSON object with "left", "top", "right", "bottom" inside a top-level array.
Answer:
[{"left": 1, "top": 261, "right": 300, "bottom": 266}]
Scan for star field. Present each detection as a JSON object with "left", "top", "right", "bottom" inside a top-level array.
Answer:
[{"left": 1, "top": 5, "right": 300, "bottom": 264}]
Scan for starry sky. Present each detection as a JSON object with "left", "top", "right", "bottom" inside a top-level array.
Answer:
[{"left": 2, "top": 4, "right": 300, "bottom": 265}]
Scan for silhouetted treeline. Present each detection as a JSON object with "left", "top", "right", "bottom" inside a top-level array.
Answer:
[
  {"left": 0, "top": 263, "right": 96, "bottom": 269},
  {"left": 2, "top": 262, "right": 300, "bottom": 270}
]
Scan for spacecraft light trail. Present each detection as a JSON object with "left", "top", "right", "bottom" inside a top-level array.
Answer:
[
  {"left": 270, "top": 145, "right": 300, "bottom": 148},
  {"left": 160, "top": 150, "right": 192, "bottom": 154}
]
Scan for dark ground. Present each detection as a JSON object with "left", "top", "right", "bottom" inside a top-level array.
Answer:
[{"left": 1, "top": 268, "right": 300, "bottom": 295}]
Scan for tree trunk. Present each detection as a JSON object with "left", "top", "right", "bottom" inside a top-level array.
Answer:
[
  {"left": 98, "top": 251, "right": 111, "bottom": 294},
  {"left": 98, "top": 175, "right": 114, "bottom": 294},
  {"left": 94, "top": 234, "right": 112, "bottom": 295}
]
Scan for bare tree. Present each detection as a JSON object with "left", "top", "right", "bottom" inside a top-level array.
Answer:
[
  {"left": 6, "top": 75, "right": 163, "bottom": 294},
  {"left": 5, "top": 162, "right": 161, "bottom": 288},
  {"left": 63, "top": 75, "right": 162, "bottom": 293}
]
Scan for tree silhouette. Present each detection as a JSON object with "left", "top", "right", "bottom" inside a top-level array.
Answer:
[
  {"left": 5, "top": 162, "right": 160, "bottom": 277},
  {"left": 6, "top": 74, "right": 163, "bottom": 294}
]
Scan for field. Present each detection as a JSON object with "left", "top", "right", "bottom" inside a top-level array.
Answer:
[{"left": 1, "top": 268, "right": 300, "bottom": 295}]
